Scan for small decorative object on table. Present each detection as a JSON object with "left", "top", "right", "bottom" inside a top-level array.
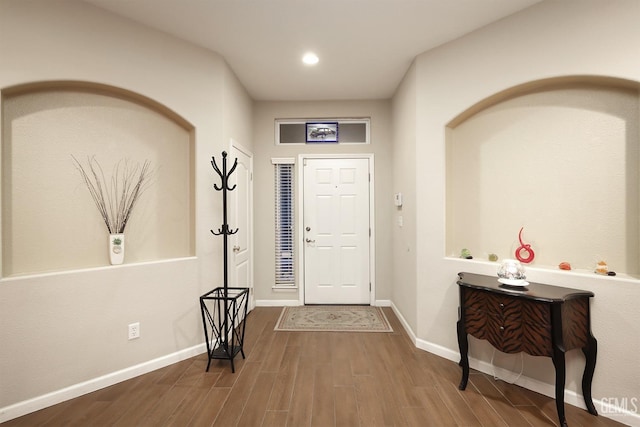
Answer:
[
  {"left": 558, "top": 261, "right": 572, "bottom": 270},
  {"left": 109, "top": 234, "right": 125, "bottom": 265},
  {"left": 488, "top": 253, "right": 499, "bottom": 262},
  {"left": 515, "top": 227, "right": 535, "bottom": 263},
  {"left": 595, "top": 260, "right": 616, "bottom": 276},
  {"left": 460, "top": 248, "right": 473, "bottom": 259},
  {"left": 72, "top": 156, "right": 152, "bottom": 265},
  {"left": 594, "top": 260, "right": 608, "bottom": 275},
  {"left": 497, "top": 258, "right": 528, "bottom": 286}
]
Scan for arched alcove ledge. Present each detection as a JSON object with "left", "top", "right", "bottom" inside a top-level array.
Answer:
[
  {"left": 447, "top": 75, "right": 640, "bottom": 129},
  {"left": 0, "top": 256, "right": 199, "bottom": 284},
  {"left": 444, "top": 256, "right": 640, "bottom": 285},
  {"left": 1, "top": 80, "right": 195, "bottom": 131}
]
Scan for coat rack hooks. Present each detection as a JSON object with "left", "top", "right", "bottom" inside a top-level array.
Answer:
[
  {"left": 211, "top": 224, "right": 239, "bottom": 236},
  {"left": 211, "top": 151, "right": 238, "bottom": 192},
  {"left": 209, "top": 151, "right": 239, "bottom": 238}
]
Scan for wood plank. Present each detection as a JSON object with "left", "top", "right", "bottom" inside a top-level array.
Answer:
[
  {"left": 211, "top": 361, "right": 262, "bottom": 426},
  {"left": 469, "top": 374, "right": 531, "bottom": 426},
  {"left": 334, "top": 385, "right": 359, "bottom": 427},
  {"left": 286, "top": 355, "right": 315, "bottom": 427},
  {"left": 348, "top": 334, "right": 372, "bottom": 376},
  {"left": 236, "top": 372, "right": 277, "bottom": 426},
  {"left": 185, "top": 387, "right": 231, "bottom": 427},
  {"left": 245, "top": 318, "right": 277, "bottom": 364},
  {"left": 261, "top": 410, "right": 289, "bottom": 427},
  {"left": 311, "top": 363, "right": 335, "bottom": 427},
  {"left": 412, "top": 386, "right": 458, "bottom": 426},
  {"left": 165, "top": 382, "right": 221, "bottom": 427},
  {"left": 137, "top": 384, "right": 194, "bottom": 427},
  {"left": 266, "top": 344, "right": 301, "bottom": 411},
  {"left": 332, "top": 333, "right": 356, "bottom": 386},
  {"left": 455, "top": 375, "right": 509, "bottom": 427},
  {"left": 353, "top": 375, "right": 389, "bottom": 426},
  {"left": 436, "top": 380, "right": 483, "bottom": 426},
  {"left": 260, "top": 330, "right": 290, "bottom": 372},
  {"left": 112, "top": 383, "right": 173, "bottom": 426}
]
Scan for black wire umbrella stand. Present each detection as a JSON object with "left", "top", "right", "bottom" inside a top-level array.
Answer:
[{"left": 199, "top": 151, "right": 249, "bottom": 373}]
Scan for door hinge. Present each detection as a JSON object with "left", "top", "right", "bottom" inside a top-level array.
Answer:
[
  {"left": 369, "top": 228, "right": 371, "bottom": 237},
  {"left": 369, "top": 282, "right": 372, "bottom": 291}
]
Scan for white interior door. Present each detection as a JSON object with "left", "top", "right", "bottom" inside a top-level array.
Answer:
[
  {"left": 303, "top": 158, "right": 370, "bottom": 304},
  {"left": 229, "top": 143, "right": 254, "bottom": 309}
]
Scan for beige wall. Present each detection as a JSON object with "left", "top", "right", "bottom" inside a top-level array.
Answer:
[
  {"left": 0, "top": 0, "right": 252, "bottom": 416},
  {"left": 223, "top": 65, "right": 254, "bottom": 151},
  {"left": 391, "top": 63, "right": 418, "bottom": 333},
  {"left": 252, "top": 100, "right": 392, "bottom": 304},
  {"left": 403, "top": 0, "right": 640, "bottom": 421}
]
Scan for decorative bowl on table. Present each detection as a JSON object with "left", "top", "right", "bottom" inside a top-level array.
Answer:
[{"left": 497, "top": 259, "right": 529, "bottom": 286}]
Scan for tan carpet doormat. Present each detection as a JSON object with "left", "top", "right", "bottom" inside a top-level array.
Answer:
[{"left": 274, "top": 305, "right": 393, "bottom": 332}]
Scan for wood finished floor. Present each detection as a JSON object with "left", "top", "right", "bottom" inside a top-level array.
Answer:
[{"left": 4, "top": 307, "right": 626, "bottom": 427}]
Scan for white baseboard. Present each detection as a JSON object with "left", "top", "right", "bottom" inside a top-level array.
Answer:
[
  {"left": 390, "top": 301, "right": 417, "bottom": 344},
  {"left": 255, "top": 299, "right": 300, "bottom": 307},
  {"left": 255, "top": 300, "right": 392, "bottom": 307},
  {"left": 0, "top": 344, "right": 206, "bottom": 424}
]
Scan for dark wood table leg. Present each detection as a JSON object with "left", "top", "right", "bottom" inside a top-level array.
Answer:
[
  {"left": 582, "top": 335, "right": 598, "bottom": 415},
  {"left": 457, "top": 319, "right": 469, "bottom": 390},
  {"left": 552, "top": 347, "right": 568, "bottom": 427}
]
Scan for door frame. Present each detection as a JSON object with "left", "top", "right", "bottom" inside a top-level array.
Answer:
[
  {"left": 229, "top": 139, "right": 255, "bottom": 310},
  {"left": 297, "top": 153, "right": 376, "bottom": 306}
]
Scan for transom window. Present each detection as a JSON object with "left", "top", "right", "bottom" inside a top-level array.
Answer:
[{"left": 275, "top": 118, "right": 370, "bottom": 145}]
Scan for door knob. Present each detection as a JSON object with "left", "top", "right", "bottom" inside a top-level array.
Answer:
[
  {"left": 306, "top": 227, "right": 311, "bottom": 232},
  {"left": 233, "top": 245, "right": 240, "bottom": 252},
  {"left": 305, "top": 238, "right": 315, "bottom": 243}
]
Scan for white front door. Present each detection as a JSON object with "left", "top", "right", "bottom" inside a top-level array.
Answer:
[
  {"left": 303, "top": 158, "right": 371, "bottom": 304},
  {"left": 229, "top": 142, "right": 254, "bottom": 309}
]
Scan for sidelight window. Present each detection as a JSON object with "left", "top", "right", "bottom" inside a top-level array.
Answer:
[{"left": 273, "top": 159, "right": 295, "bottom": 286}]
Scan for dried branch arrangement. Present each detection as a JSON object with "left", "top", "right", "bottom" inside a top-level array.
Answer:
[{"left": 72, "top": 155, "right": 153, "bottom": 234}]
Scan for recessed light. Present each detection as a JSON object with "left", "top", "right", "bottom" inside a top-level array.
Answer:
[{"left": 302, "top": 52, "right": 319, "bottom": 65}]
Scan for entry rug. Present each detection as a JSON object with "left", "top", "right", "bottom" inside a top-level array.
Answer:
[{"left": 274, "top": 305, "right": 393, "bottom": 332}]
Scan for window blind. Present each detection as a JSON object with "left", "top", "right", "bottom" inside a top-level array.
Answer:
[{"left": 275, "top": 163, "right": 295, "bottom": 285}]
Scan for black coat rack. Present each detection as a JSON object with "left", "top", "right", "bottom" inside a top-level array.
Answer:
[
  {"left": 199, "top": 151, "right": 249, "bottom": 373},
  {"left": 210, "top": 151, "right": 239, "bottom": 293}
]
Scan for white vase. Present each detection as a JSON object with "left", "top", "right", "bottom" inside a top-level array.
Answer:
[{"left": 109, "top": 233, "right": 125, "bottom": 265}]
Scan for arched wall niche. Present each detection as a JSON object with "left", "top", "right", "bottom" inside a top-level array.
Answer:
[
  {"left": 445, "top": 76, "right": 640, "bottom": 277},
  {"left": 1, "top": 80, "right": 196, "bottom": 277}
]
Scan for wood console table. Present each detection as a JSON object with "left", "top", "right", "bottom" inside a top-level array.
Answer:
[{"left": 456, "top": 272, "right": 598, "bottom": 427}]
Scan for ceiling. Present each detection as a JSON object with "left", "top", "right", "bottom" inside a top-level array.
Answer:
[{"left": 83, "top": 0, "right": 541, "bottom": 101}]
